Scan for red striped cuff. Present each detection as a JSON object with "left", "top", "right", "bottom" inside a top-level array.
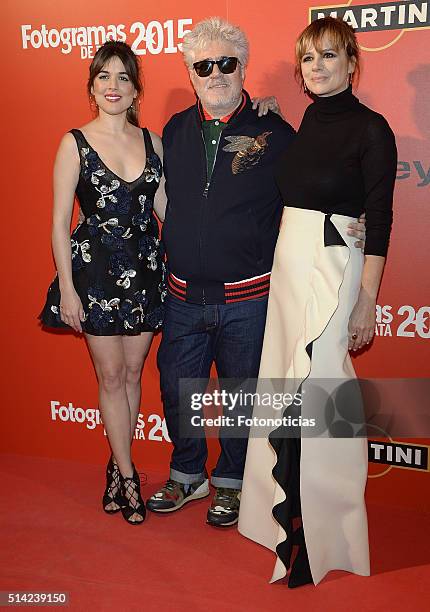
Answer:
[{"left": 167, "top": 272, "right": 270, "bottom": 303}]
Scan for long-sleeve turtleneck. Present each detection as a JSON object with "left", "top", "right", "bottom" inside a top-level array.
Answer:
[{"left": 276, "top": 86, "right": 397, "bottom": 256}]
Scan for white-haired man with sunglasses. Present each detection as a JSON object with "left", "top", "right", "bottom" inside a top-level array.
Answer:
[{"left": 147, "top": 17, "right": 365, "bottom": 527}]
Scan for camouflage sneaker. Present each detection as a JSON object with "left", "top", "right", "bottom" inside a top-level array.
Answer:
[
  {"left": 206, "top": 487, "right": 241, "bottom": 527},
  {"left": 146, "top": 478, "right": 209, "bottom": 513}
]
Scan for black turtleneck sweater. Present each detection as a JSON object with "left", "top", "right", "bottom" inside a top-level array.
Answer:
[{"left": 276, "top": 86, "right": 397, "bottom": 256}]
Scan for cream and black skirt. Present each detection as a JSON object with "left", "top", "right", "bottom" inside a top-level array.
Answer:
[{"left": 238, "top": 206, "right": 370, "bottom": 586}]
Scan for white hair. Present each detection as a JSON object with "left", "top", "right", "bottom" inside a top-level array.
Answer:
[{"left": 182, "top": 17, "right": 249, "bottom": 69}]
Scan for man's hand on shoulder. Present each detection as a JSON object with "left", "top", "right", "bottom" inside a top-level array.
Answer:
[{"left": 252, "top": 96, "right": 284, "bottom": 119}]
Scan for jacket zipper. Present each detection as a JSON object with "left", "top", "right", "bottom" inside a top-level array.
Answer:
[
  {"left": 201, "top": 131, "right": 210, "bottom": 197},
  {"left": 202, "top": 135, "right": 222, "bottom": 198},
  {"left": 199, "top": 132, "right": 209, "bottom": 303},
  {"left": 200, "top": 131, "right": 223, "bottom": 304}
]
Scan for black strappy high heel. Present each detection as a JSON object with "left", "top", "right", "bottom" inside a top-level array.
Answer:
[
  {"left": 120, "top": 465, "right": 146, "bottom": 525},
  {"left": 102, "top": 456, "right": 124, "bottom": 514}
]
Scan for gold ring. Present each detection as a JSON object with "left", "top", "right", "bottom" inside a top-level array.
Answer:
[{"left": 352, "top": 333, "right": 358, "bottom": 339}]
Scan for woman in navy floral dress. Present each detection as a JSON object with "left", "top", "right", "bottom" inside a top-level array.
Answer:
[{"left": 40, "top": 41, "right": 166, "bottom": 525}]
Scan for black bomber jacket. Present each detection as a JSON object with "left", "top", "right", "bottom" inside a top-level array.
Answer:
[{"left": 162, "top": 90, "right": 296, "bottom": 304}]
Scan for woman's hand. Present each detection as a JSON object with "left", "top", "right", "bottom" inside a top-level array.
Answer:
[
  {"left": 347, "top": 213, "right": 366, "bottom": 251},
  {"left": 252, "top": 96, "right": 284, "bottom": 118},
  {"left": 348, "top": 288, "right": 376, "bottom": 351},
  {"left": 60, "top": 287, "right": 85, "bottom": 333}
]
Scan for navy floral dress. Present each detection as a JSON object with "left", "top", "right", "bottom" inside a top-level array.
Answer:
[{"left": 40, "top": 128, "right": 166, "bottom": 335}]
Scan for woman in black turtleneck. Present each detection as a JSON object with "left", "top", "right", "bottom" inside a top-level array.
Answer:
[{"left": 239, "top": 18, "right": 397, "bottom": 587}]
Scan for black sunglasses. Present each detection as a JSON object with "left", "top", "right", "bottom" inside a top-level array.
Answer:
[{"left": 193, "top": 56, "right": 239, "bottom": 78}]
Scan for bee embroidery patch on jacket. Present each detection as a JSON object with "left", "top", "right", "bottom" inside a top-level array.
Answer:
[{"left": 222, "top": 131, "right": 272, "bottom": 175}]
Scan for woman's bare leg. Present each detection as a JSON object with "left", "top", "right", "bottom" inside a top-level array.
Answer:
[
  {"left": 85, "top": 334, "right": 133, "bottom": 478},
  {"left": 121, "top": 332, "right": 153, "bottom": 441},
  {"left": 86, "top": 332, "right": 153, "bottom": 522}
]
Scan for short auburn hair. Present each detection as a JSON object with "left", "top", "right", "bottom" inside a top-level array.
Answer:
[{"left": 295, "top": 17, "right": 361, "bottom": 89}]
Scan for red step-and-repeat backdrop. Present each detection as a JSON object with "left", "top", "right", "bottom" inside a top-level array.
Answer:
[{"left": 2, "top": 0, "right": 429, "bottom": 509}]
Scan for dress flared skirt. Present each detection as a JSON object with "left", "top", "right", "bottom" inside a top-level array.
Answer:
[{"left": 238, "top": 206, "right": 370, "bottom": 585}]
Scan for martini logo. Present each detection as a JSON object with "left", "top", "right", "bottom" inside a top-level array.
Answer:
[
  {"left": 368, "top": 440, "right": 429, "bottom": 475},
  {"left": 310, "top": 2, "right": 429, "bottom": 31},
  {"left": 310, "top": 2, "right": 429, "bottom": 51}
]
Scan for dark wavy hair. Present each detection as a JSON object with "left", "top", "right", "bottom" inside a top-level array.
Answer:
[{"left": 87, "top": 40, "right": 143, "bottom": 127}]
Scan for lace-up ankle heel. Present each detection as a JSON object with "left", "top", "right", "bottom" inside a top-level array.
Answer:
[
  {"left": 103, "top": 456, "right": 124, "bottom": 514},
  {"left": 120, "top": 465, "right": 146, "bottom": 525}
]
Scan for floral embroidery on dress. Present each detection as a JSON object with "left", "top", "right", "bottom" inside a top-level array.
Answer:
[
  {"left": 118, "top": 300, "right": 139, "bottom": 329},
  {"left": 118, "top": 290, "right": 148, "bottom": 330},
  {"left": 146, "top": 306, "right": 164, "bottom": 329},
  {"left": 71, "top": 238, "right": 91, "bottom": 271},
  {"left": 104, "top": 185, "right": 132, "bottom": 215},
  {"left": 41, "top": 129, "right": 165, "bottom": 334},
  {"left": 101, "top": 225, "right": 133, "bottom": 251},
  {"left": 94, "top": 178, "right": 122, "bottom": 210},
  {"left": 87, "top": 286, "right": 120, "bottom": 330},
  {"left": 132, "top": 195, "right": 152, "bottom": 231},
  {"left": 82, "top": 148, "right": 134, "bottom": 213},
  {"left": 109, "top": 252, "right": 137, "bottom": 289},
  {"left": 145, "top": 154, "right": 162, "bottom": 183},
  {"left": 81, "top": 148, "right": 99, "bottom": 178},
  {"left": 138, "top": 236, "right": 160, "bottom": 270},
  {"left": 158, "top": 282, "right": 167, "bottom": 302},
  {"left": 158, "top": 262, "right": 167, "bottom": 301}
]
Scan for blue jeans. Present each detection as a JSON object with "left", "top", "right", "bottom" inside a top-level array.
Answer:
[{"left": 157, "top": 294, "right": 268, "bottom": 489}]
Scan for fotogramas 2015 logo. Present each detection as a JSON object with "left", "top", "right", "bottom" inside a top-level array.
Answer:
[
  {"left": 50, "top": 400, "right": 171, "bottom": 443},
  {"left": 309, "top": 1, "right": 430, "bottom": 51},
  {"left": 20, "top": 19, "right": 193, "bottom": 59},
  {"left": 375, "top": 304, "right": 430, "bottom": 338}
]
